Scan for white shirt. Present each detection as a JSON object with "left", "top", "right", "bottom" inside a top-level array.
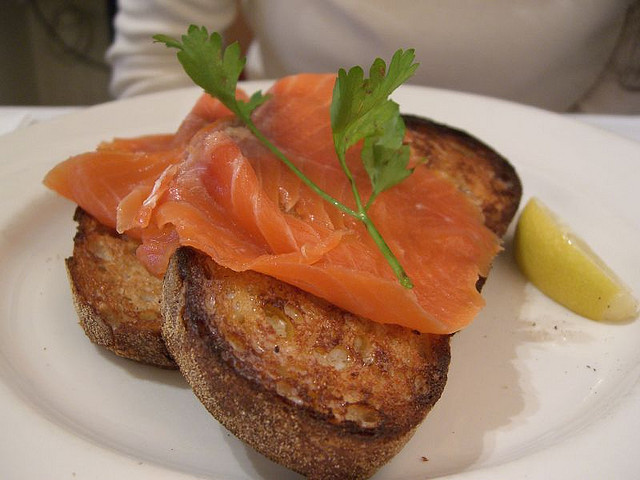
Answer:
[{"left": 107, "top": 0, "right": 640, "bottom": 113}]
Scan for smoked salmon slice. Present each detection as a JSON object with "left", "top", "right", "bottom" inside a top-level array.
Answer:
[{"left": 44, "top": 74, "right": 501, "bottom": 334}]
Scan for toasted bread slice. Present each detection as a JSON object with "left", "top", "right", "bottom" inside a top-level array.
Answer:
[
  {"left": 161, "top": 116, "right": 521, "bottom": 479},
  {"left": 163, "top": 248, "right": 450, "bottom": 479},
  {"left": 66, "top": 208, "right": 175, "bottom": 368}
]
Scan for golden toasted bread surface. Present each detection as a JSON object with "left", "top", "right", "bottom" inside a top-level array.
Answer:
[
  {"left": 66, "top": 208, "right": 174, "bottom": 368},
  {"left": 162, "top": 247, "right": 450, "bottom": 479}
]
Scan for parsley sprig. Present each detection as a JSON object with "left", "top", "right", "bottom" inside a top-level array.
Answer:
[{"left": 154, "top": 25, "right": 417, "bottom": 288}]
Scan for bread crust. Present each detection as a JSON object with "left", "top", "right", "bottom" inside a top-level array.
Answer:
[{"left": 66, "top": 208, "right": 175, "bottom": 368}]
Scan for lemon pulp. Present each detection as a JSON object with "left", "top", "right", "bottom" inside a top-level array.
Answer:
[{"left": 514, "top": 197, "right": 638, "bottom": 322}]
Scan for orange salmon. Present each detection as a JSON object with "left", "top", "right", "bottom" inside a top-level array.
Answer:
[{"left": 44, "top": 74, "right": 500, "bottom": 334}]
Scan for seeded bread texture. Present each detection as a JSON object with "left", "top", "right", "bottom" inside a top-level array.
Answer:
[{"left": 66, "top": 208, "right": 175, "bottom": 368}]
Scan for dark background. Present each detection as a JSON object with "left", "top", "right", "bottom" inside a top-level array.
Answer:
[{"left": 0, "top": 0, "right": 116, "bottom": 105}]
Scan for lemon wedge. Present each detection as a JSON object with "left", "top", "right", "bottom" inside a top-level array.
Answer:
[{"left": 514, "top": 197, "right": 638, "bottom": 322}]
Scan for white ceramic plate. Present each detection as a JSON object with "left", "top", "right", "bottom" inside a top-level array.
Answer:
[{"left": 0, "top": 84, "right": 638, "bottom": 479}]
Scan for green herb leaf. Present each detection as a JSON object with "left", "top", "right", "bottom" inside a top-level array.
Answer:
[
  {"left": 331, "top": 49, "right": 418, "bottom": 207},
  {"left": 361, "top": 113, "right": 413, "bottom": 208},
  {"left": 153, "top": 26, "right": 268, "bottom": 121},
  {"left": 155, "top": 26, "right": 418, "bottom": 288}
]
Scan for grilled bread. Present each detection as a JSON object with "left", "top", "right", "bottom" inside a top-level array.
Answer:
[
  {"left": 160, "top": 115, "right": 522, "bottom": 479},
  {"left": 66, "top": 208, "right": 175, "bottom": 368}
]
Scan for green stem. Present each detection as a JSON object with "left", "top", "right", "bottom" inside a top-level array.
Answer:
[
  {"left": 361, "top": 212, "right": 413, "bottom": 289},
  {"left": 335, "top": 149, "right": 366, "bottom": 216},
  {"left": 241, "top": 113, "right": 413, "bottom": 289},
  {"left": 364, "top": 192, "right": 378, "bottom": 211},
  {"left": 244, "top": 119, "right": 358, "bottom": 218},
  {"left": 336, "top": 148, "right": 412, "bottom": 287}
]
